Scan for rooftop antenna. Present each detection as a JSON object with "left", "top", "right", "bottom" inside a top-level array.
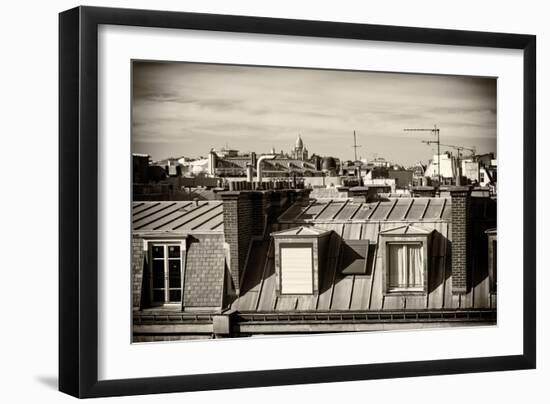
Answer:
[
  {"left": 352, "top": 130, "right": 362, "bottom": 161},
  {"left": 404, "top": 124, "right": 440, "bottom": 187}
]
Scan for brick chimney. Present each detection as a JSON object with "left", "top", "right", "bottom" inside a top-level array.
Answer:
[
  {"left": 449, "top": 186, "right": 472, "bottom": 294},
  {"left": 221, "top": 191, "right": 253, "bottom": 295},
  {"left": 221, "top": 189, "right": 307, "bottom": 294}
]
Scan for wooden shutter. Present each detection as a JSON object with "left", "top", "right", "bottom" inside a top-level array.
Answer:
[{"left": 281, "top": 246, "right": 313, "bottom": 294}]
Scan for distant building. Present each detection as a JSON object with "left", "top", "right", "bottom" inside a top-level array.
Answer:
[
  {"left": 425, "top": 152, "right": 458, "bottom": 184},
  {"left": 365, "top": 167, "right": 413, "bottom": 190},
  {"left": 207, "top": 135, "right": 334, "bottom": 180},
  {"left": 476, "top": 153, "right": 495, "bottom": 168},
  {"left": 462, "top": 159, "right": 480, "bottom": 183},
  {"left": 179, "top": 157, "right": 209, "bottom": 176},
  {"left": 364, "top": 177, "right": 396, "bottom": 193},
  {"left": 371, "top": 157, "right": 391, "bottom": 168},
  {"left": 292, "top": 134, "right": 308, "bottom": 160},
  {"left": 461, "top": 155, "right": 496, "bottom": 190},
  {"left": 132, "top": 153, "right": 151, "bottom": 184},
  {"left": 410, "top": 162, "right": 427, "bottom": 186}
]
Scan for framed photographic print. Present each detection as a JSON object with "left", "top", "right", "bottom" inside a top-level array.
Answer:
[{"left": 59, "top": 6, "right": 536, "bottom": 398}]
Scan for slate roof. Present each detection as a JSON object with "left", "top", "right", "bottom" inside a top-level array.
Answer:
[{"left": 132, "top": 201, "right": 223, "bottom": 233}]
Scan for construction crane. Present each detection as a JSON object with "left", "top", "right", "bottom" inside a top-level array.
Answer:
[
  {"left": 404, "top": 125, "right": 441, "bottom": 184},
  {"left": 422, "top": 141, "right": 475, "bottom": 159}
]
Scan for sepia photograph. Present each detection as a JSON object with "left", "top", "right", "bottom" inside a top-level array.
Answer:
[{"left": 131, "top": 61, "right": 497, "bottom": 342}]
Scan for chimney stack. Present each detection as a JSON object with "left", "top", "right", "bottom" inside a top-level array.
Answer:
[
  {"left": 221, "top": 189, "right": 302, "bottom": 294},
  {"left": 208, "top": 150, "right": 217, "bottom": 176},
  {"left": 250, "top": 152, "right": 257, "bottom": 167},
  {"left": 246, "top": 164, "right": 253, "bottom": 183},
  {"left": 449, "top": 186, "right": 472, "bottom": 294},
  {"left": 412, "top": 186, "right": 436, "bottom": 197},
  {"left": 221, "top": 192, "right": 253, "bottom": 295}
]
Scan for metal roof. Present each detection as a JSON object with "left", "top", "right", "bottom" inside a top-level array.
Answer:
[
  {"left": 278, "top": 197, "right": 451, "bottom": 223},
  {"left": 132, "top": 201, "right": 223, "bottom": 233},
  {"left": 232, "top": 218, "right": 494, "bottom": 313},
  {"left": 233, "top": 195, "right": 494, "bottom": 313}
]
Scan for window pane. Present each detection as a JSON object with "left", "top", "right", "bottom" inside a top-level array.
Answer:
[
  {"left": 152, "top": 260, "right": 164, "bottom": 288},
  {"left": 407, "top": 244, "right": 423, "bottom": 288},
  {"left": 153, "top": 290, "right": 165, "bottom": 302},
  {"left": 168, "top": 245, "right": 180, "bottom": 258},
  {"left": 169, "top": 289, "right": 182, "bottom": 302},
  {"left": 168, "top": 260, "right": 181, "bottom": 288},
  {"left": 388, "top": 244, "right": 406, "bottom": 288},
  {"left": 152, "top": 245, "right": 164, "bottom": 258}
]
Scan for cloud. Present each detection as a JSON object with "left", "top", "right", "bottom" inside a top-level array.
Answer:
[{"left": 132, "top": 61, "right": 496, "bottom": 164}]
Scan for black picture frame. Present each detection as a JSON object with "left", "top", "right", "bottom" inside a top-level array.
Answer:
[{"left": 59, "top": 6, "right": 536, "bottom": 398}]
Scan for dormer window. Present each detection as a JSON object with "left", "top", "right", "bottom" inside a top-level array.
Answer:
[
  {"left": 142, "top": 238, "right": 187, "bottom": 307},
  {"left": 271, "top": 226, "right": 332, "bottom": 295},
  {"left": 387, "top": 242, "right": 424, "bottom": 292},
  {"left": 379, "top": 225, "right": 432, "bottom": 295}
]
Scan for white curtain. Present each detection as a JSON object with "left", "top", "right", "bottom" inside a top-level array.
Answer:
[
  {"left": 408, "top": 245, "right": 423, "bottom": 288},
  {"left": 389, "top": 244, "right": 406, "bottom": 288},
  {"left": 389, "top": 244, "right": 423, "bottom": 289}
]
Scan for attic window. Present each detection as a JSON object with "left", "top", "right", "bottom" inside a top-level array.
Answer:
[
  {"left": 387, "top": 242, "right": 424, "bottom": 291},
  {"left": 379, "top": 224, "right": 432, "bottom": 295},
  {"left": 340, "top": 240, "right": 370, "bottom": 275},
  {"left": 271, "top": 226, "right": 332, "bottom": 296},
  {"left": 149, "top": 242, "right": 184, "bottom": 305}
]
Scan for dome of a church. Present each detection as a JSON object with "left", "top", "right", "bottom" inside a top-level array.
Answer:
[{"left": 295, "top": 134, "right": 304, "bottom": 149}]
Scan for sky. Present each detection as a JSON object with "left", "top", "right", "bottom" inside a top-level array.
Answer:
[{"left": 132, "top": 61, "right": 496, "bottom": 166}]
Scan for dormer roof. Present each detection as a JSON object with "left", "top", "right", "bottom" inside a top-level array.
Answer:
[
  {"left": 271, "top": 225, "right": 331, "bottom": 238},
  {"left": 379, "top": 224, "right": 433, "bottom": 235}
]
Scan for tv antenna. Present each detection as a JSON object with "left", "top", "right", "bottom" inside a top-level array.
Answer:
[
  {"left": 404, "top": 125, "right": 441, "bottom": 185},
  {"left": 352, "top": 130, "right": 362, "bottom": 161}
]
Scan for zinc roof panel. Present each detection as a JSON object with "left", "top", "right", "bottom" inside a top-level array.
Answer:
[
  {"left": 424, "top": 198, "right": 445, "bottom": 219},
  {"left": 316, "top": 201, "right": 345, "bottom": 220},
  {"left": 406, "top": 198, "right": 429, "bottom": 220},
  {"left": 387, "top": 198, "right": 412, "bottom": 220},
  {"left": 369, "top": 200, "right": 394, "bottom": 220},
  {"left": 131, "top": 201, "right": 223, "bottom": 232}
]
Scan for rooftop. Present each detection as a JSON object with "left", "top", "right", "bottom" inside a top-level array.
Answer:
[
  {"left": 132, "top": 201, "right": 223, "bottom": 233},
  {"left": 278, "top": 197, "right": 452, "bottom": 223}
]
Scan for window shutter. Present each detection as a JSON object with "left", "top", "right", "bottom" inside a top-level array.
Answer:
[{"left": 281, "top": 247, "right": 313, "bottom": 294}]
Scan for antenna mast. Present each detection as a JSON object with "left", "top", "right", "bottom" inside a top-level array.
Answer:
[
  {"left": 352, "top": 130, "right": 362, "bottom": 161},
  {"left": 404, "top": 125, "right": 440, "bottom": 186}
]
